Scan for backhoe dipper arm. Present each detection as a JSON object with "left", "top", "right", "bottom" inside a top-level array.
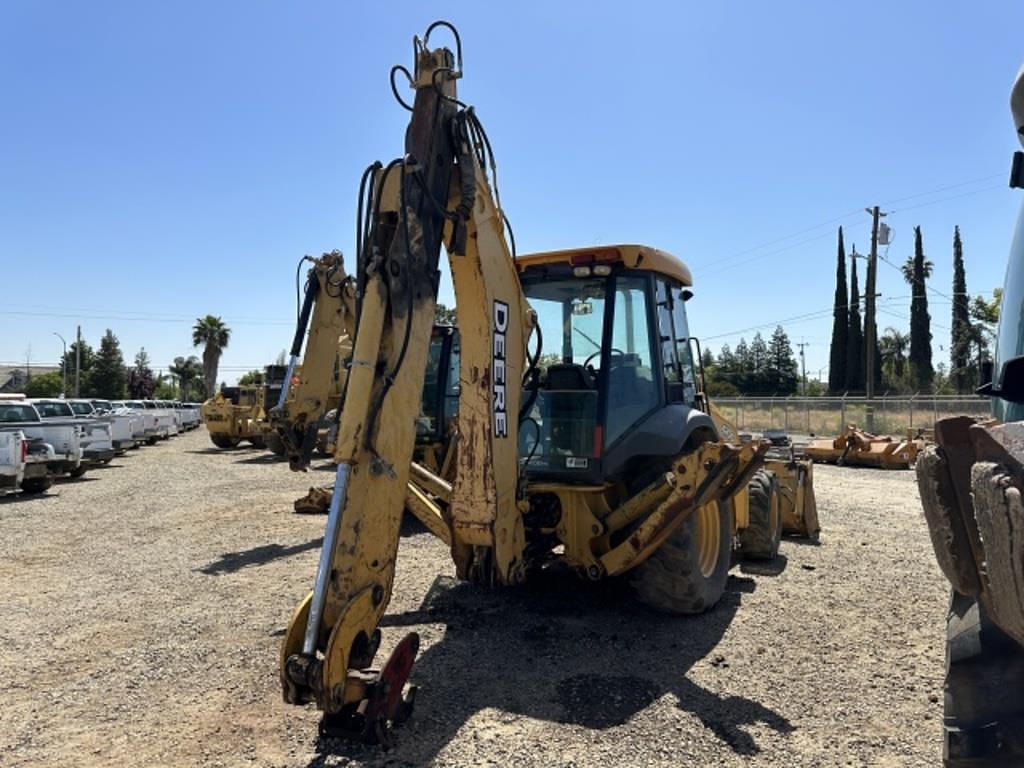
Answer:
[
  {"left": 280, "top": 27, "right": 462, "bottom": 739},
  {"left": 270, "top": 252, "right": 355, "bottom": 471}
]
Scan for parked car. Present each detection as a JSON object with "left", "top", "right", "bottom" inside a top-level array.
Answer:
[
  {"left": 0, "top": 399, "right": 83, "bottom": 479},
  {"left": 31, "top": 398, "right": 115, "bottom": 465}
]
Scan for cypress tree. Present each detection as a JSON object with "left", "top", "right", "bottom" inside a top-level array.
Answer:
[
  {"left": 828, "top": 227, "right": 849, "bottom": 393},
  {"left": 909, "top": 226, "right": 934, "bottom": 392},
  {"left": 950, "top": 226, "right": 971, "bottom": 392},
  {"left": 846, "top": 254, "right": 864, "bottom": 391}
]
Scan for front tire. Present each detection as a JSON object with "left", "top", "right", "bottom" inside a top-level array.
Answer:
[
  {"left": 738, "top": 470, "right": 782, "bottom": 560},
  {"left": 629, "top": 499, "right": 733, "bottom": 614},
  {"left": 249, "top": 434, "right": 266, "bottom": 449},
  {"left": 210, "top": 434, "right": 240, "bottom": 449}
]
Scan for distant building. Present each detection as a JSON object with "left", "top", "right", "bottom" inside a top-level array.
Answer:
[{"left": 0, "top": 366, "right": 61, "bottom": 393}]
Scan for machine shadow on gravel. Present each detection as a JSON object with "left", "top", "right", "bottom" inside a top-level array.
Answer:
[
  {"left": 198, "top": 538, "right": 323, "bottom": 575},
  {"left": 234, "top": 454, "right": 287, "bottom": 465},
  {"left": 309, "top": 570, "right": 793, "bottom": 766}
]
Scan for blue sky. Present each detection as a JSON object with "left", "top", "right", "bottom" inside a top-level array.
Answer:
[{"left": 2, "top": 2, "right": 1023, "bottom": 386}]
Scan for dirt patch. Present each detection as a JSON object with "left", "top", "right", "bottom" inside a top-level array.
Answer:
[{"left": 0, "top": 429, "right": 949, "bottom": 767}]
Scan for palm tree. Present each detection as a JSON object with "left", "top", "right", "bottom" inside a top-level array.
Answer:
[
  {"left": 879, "top": 326, "right": 910, "bottom": 383},
  {"left": 901, "top": 253, "right": 934, "bottom": 292},
  {"left": 192, "top": 316, "right": 231, "bottom": 398},
  {"left": 169, "top": 355, "right": 204, "bottom": 401}
]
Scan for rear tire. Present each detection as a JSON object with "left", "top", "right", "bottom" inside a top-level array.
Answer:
[
  {"left": 68, "top": 465, "right": 88, "bottom": 479},
  {"left": 20, "top": 476, "right": 53, "bottom": 494},
  {"left": 629, "top": 499, "right": 733, "bottom": 614},
  {"left": 738, "top": 470, "right": 781, "bottom": 560},
  {"left": 943, "top": 591, "right": 1024, "bottom": 766},
  {"left": 210, "top": 434, "right": 240, "bottom": 449}
]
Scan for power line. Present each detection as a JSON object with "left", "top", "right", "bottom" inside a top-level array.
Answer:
[
  {"left": 0, "top": 309, "right": 294, "bottom": 326},
  {"left": 692, "top": 170, "right": 1004, "bottom": 276},
  {"left": 697, "top": 224, "right": 870, "bottom": 278},
  {"left": 880, "top": 173, "right": 1005, "bottom": 207},
  {"left": 888, "top": 183, "right": 1007, "bottom": 214}
]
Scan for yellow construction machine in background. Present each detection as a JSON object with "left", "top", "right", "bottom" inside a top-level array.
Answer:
[
  {"left": 201, "top": 385, "right": 268, "bottom": 449},
  {"left": 805, "top": 424, "right": 925, "bottom": 469}
]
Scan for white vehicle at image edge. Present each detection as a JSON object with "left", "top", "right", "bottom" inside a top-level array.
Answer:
[
  {"left": 0, "top": 430, "right": 25, "bottom": 492},
  {"left": 0, "top": 398, "right": 83, "bottom": 479},
  {"left": 0, "top": 429, "right": 55, "bottom": 495},
  {"left": 31, "top": 398, "right": 116, "bottom": 465}
]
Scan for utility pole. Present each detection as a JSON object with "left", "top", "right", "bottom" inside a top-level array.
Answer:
[
  {"left": 53, "top": 332, "right": 68, "bottom": 397},
  {"left": 864, "top": 206, "right": 886, "bottom": 431},
  {"left": 796, "top": 341, "right": 808, "bottom": 394},
  {"left": 75, "top": 325, "right": 82, "bottom": 397}
]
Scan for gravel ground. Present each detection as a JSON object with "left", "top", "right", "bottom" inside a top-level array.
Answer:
[{"left": 0, "top": 427, "right": 950, "bottom": 767}]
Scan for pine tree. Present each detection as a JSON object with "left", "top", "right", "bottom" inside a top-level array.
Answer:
[
  {"left": 91, "top": 330, "right": 128, "bottom": 399},
  {"left": 828, "top": 227, "right": 849, "bottom": 393},
  {"left": 908, "top": 226, "right": 934, "bottom": 391},
  {"left": 62, "top": 339, "right": 95, "bottom": 394},
  {"left": 950, "top": 226, "right": 971, "bottom": 392},
  {"left": 734, "top": 338, "right": 752, "bottom": 393},
  {"left": 766, "top": 325, "right": 799, "bottom": 394},
  {"left": 749, "top": 332, "right": 769, "bottom": 394},
  {"left": 846, "top": 254, "right": 864, "bottom": 391},
  {"left": 128, "top": 348, "right": 157, "bottom": 398}
]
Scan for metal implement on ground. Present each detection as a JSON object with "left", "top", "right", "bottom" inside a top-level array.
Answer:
[
  {"left": 280, "top": 21, "right": 815, "bottom": 745},
  {"left": 913, "top": 65, "right": 1024, "bottom": 767},
  {"left": 805, "top": 423, "right": 924, "bottom": 469}
]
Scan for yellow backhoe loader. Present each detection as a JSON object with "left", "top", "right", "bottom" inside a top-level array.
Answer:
[
  {"left": 268, "top": 251, "right": 354, "bottom": 471},
  {"left": 279, "top": 22, "right": 809, "bottom": 743}
]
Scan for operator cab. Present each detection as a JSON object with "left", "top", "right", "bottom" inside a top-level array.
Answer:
[{"left": 517, "top": 245, "right": 709, "bottom": 485}]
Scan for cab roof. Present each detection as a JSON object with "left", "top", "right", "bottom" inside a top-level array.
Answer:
[{"left": 515, "top": 244, "right": 692, "bottom": 287}]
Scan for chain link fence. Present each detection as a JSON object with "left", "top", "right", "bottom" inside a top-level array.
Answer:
[{"left": 712, "top": 395, "right": 991, "bottom": 437}]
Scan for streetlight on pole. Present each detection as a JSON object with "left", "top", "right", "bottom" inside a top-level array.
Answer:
[{"left": 53, "top": 332, "right": 68, "bottom": 397}]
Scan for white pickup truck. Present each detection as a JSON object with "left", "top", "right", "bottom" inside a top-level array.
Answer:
[
  {"left": 32, "top": 398, "right": 115, "bottom": 466},
  {"left": 123, "top": 400, "right": 174, "bottom": 440},
  {"left": 149, "top": 399, "right": 179, "bottom": 436},
  {"left": 173, "top": 401, "right": 201, "bottom": 430},
  {"left": 0, "top": 429, "right": 54, "bottom": 494},
  {"left": 0, "top": 399, "right": 83, "bottom": 479},
  {"left": 74, "top": 399, "right": 137, "bottom": 453},
  {"left": 112, "top": 400, "right": 159, "bottom": 444},
  {"left": 0, "top": 430, "right": 25, "bottom": 493}
]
